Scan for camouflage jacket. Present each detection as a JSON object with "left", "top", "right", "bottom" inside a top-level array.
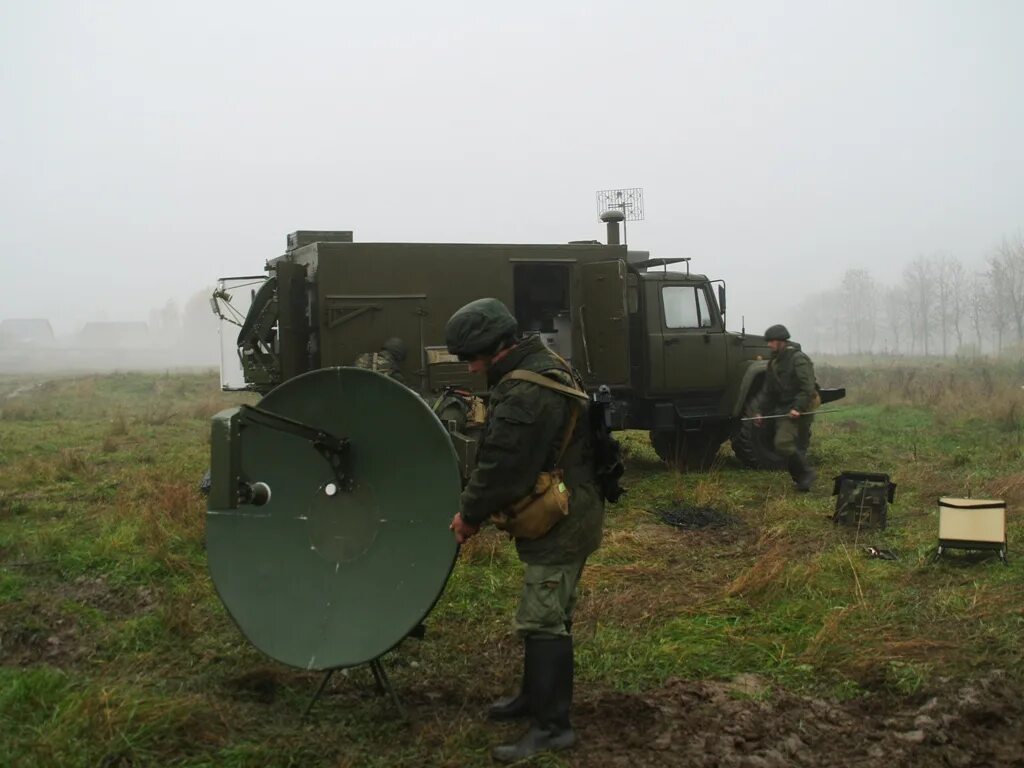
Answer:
[
  {"left": 352, "top": 350, "right": 405, "bottom": 384},
  {"left": 460, "top": 335, "right": 604, "bottom": 565},
  {"left": 755, "top": 342, "right": 816, "bottom": 415}
]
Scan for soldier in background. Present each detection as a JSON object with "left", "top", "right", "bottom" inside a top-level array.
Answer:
[
  {"left": 446, "top": 298, "right": 604, "bottom": 763},
  {"left": 753, "top": 324, "right": 819, "bottom": 491},
  {"left": 351, "top": 337, "right": 407, "bottom": 384}
]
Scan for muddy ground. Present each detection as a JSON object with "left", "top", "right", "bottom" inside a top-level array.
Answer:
[
  {"left": 226, "top": 665, "right": 1024, "bottom": 767},
  {"left": 564, "top": 673, "right": 1024, "bottom": 768},
  {"left": 4, "top": 575, "right": 1023, "bottom": 767},
  {"left": 6, "top": 610, "right": 1024, "bottom": 766}
]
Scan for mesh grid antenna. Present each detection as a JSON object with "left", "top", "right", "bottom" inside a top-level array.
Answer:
[
  {"left": 596, "top": 187, "right": 644, "bottom": 221},
  {"left": 596, "top": 188, "right": 644, "bottom": 244}
]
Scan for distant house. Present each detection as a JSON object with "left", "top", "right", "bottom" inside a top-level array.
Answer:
[
  {"left": 78, "top": 321, "right": 150, "bottom": 349},
  {"left": 0, "top": 318, "right": 55, "bottom": 348}
]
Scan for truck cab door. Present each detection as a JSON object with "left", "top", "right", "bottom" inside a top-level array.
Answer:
[
  {"left": 577, "top": 260, "right": 630, "bottom": 389},
  {"left": 650, "top": 281, "right": 729, "bottom": 395}
]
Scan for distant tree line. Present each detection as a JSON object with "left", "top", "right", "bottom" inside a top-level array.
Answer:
[
  {"left": 147, "top": 287, "right": 220, "bottom": 363},
  {"left": 791, "top": 235, "right": 1024, "bottom": 358}
]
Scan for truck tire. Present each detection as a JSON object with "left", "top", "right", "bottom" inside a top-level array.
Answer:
[
  {"left": 730, "top": 399, "right": 787, "bottom": 470},
  {"left": 649, "top": 427, "right": 724, "bottom": 471}
]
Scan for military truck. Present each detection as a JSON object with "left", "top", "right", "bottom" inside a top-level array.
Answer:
[{"left": 212, "top": 213, "right": 842, "bottom": 471}]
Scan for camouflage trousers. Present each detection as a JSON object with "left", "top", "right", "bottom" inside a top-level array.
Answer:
[
  {"left": 773, "top": 415, "right": 813, "bottom": 457},
  {"left": 514, "top": 561, "right": 587, "bottom": 638}
]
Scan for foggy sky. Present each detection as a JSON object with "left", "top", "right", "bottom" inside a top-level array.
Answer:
[{"left": 2, "top": 1, "right": 1022, "bottom": 340}]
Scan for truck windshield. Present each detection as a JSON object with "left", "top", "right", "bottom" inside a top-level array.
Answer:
[{"left": 662, "top": 285, "right": 713, "bottom": 329}]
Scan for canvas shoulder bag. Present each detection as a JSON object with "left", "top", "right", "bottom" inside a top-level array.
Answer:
[{"left": 489, "top": 369, "right": 589, "bottom": 540}]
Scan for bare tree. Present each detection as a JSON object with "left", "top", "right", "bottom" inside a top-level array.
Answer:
[
  {"left": 840, "top": 269, "right": 878, "bottom": 353},
  {"left": 947, "top": 258, "right": 966, "bottom": 353},
  {"left": 884, "top": 284, "right": 909, "bottom": 355},
  {"left": 990, "top": 283, "right": 1011, "bottom": 355},
  {"left": 966, "top": 272, "right": 988, "bottom": 355},
  {"left": 934, "top": 254, "right": 965, "bottom": 356},
  {"left": 989, "top": 236, "right": 1024, "bottom": 345},
  {"left": 782, "top": 236, "right": 1022, "bottom": 359},
  {"left": 794, "top": 289, "right": 842, "bottom": 353},
  {"left": 903, "top": 257, "right": 936, "bottom": 356}
]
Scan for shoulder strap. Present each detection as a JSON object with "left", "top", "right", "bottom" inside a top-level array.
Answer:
[
  {"left": 500, "top": 369, "right": 590, "bottom": 401},
  {"left": 547, "top": 349, "right": 588, "bottom": 390},
  {"left": 499, "top": 368, "right": 588, "bottom": 466}
]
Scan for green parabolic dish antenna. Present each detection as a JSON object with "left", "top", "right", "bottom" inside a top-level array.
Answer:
[{"left": 207, "top": 367, "right": 461, "bottom": 670}]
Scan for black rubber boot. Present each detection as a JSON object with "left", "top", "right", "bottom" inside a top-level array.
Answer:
[
  {"left": 789, "top": 452, "right": 816, "bottom": 492},
  {"left": 488, "top": 650, "right": 530, "bottom": 721},
  {"left": 786, "top": 452, "right": 801, "bottom": 484},
  {"left": 488, "top": 622, "right": 573, "bottom": 721},
  {"left": 492, "top": 635, "right": 576, "bottom": 763}
]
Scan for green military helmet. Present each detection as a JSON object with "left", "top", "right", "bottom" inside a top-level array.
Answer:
[
  {"left": 764, "top": 324, "right": 790, "bottom": 341},
  {"left": 382, "top": 336, "right": 407, "bottom": 363},
  {"left": 445, "top": 298, "right": 518, "bottom": 360}
]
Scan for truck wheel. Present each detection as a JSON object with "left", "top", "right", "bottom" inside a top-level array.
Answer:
[
  {"left": 649, "top": 427, "right": 724, "bottom": 471},
  {"left": 730, "top": 402, "right": 787, "bottom": 470}
]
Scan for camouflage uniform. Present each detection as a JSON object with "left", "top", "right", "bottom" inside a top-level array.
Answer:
[
  {"left": 754, "top": 342, "right": 816, "bottom": 455},
  {"left": 755, "top": 325, "right": 817, "bottom": 490},
  {"left": 351, "top": 337, "right": 407, "bottom": 384},
  {"left": 446, "top": 298, "right": 603, "bottom": 762},
  {"left": 459, "top": 333, "right": 604, "bottom": 634},
  {"left": 351, "top": 350, "right": 405, "bottom": 382}
]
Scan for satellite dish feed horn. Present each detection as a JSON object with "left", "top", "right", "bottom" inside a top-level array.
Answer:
[{"left": 206, "top": 367, "right": 462, "bottom": 716}]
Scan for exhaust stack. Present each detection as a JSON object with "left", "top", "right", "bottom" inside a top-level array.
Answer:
[{"left": 600, "top": 210, "right": 625, "bottom": 245}]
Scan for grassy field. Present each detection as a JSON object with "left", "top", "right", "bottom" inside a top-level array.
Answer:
[{"left": 1, "top": 363, "right": 1022, "bottom": 767}]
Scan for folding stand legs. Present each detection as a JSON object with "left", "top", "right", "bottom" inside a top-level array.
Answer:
[
  {"left": 931, "top": 544, "right": 1009, "bottom": 566},
  {"left": 303, "top": 669, "right": 336, "bottom": 719},
  {"left": 302, "top": 658, "right": 405, "bottom": 719},
  {"left": 370, "top": 658, "right": 406, "bottom": 719}
]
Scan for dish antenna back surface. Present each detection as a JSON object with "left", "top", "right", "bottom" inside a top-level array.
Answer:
[{"left": 206, "top": 367, "right": 461, "bottom": 672}]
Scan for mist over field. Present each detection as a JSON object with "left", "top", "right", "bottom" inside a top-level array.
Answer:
[
  {"left": 2, "top": 0, "right": 1023, "bottom": 373},
  {"left": 4, "top": 6, "right": 1024, "bottom": 763}
]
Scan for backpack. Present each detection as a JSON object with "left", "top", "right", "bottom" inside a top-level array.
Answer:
[{"left": 831, "top": 471, "right": 896, "bottom": 529}]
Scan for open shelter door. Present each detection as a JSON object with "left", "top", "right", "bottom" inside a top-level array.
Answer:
[{"left": 578, "top": 260, "right": 630, "bottom": 388}]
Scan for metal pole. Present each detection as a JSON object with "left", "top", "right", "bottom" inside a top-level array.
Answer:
[{"left": 739, "top": 408, "right": 845, "bottom": 422}]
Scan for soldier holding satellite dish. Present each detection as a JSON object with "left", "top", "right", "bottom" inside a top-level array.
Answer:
[{"left": 446, "top": 298, "right": 605, "bottom": 762}]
